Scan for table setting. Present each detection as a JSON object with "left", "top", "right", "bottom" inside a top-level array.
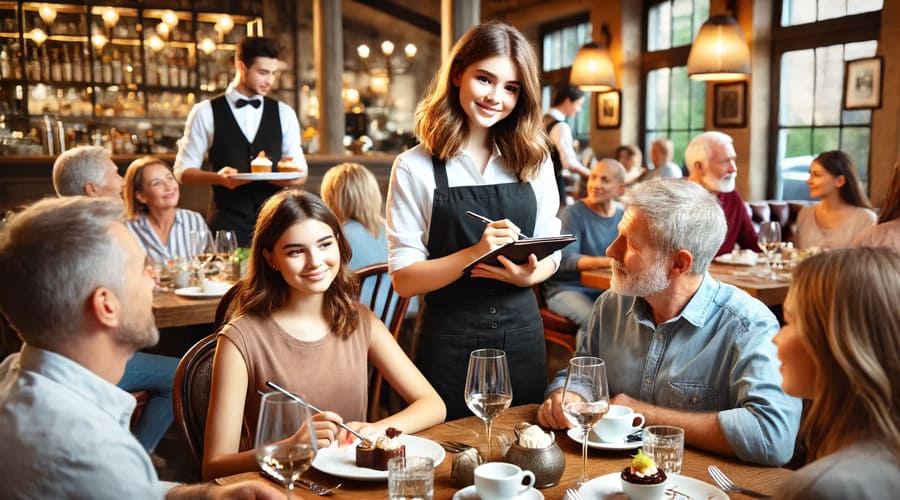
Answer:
[{"left": 215, "top": 350, "right": 791, "bottom": 499}]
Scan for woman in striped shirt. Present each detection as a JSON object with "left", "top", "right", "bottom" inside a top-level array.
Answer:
[{"left": 123, "top": 156, "right": 212, "bottom": 263}]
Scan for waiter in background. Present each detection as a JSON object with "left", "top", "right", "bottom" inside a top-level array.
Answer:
[{"left": 174, "top": 36, "right": 307, "bottom": 246}]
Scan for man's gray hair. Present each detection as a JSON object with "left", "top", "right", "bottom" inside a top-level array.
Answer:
[
  {"left": 52, "top": 146, "right": 110, "bottom": 196},
  {"left": 621, "top": 179, "right": 726, "bottom": 274},
  {"left": 0, "top": 196, "right": 126, "bottom": 347},
  {"left": 684, "top": 131, "right": 733, "bottom": 174}
]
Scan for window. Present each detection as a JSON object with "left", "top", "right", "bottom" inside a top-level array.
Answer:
[
  {"left": 781, "top": 0, "right": 883, "bottom": 26},
  {"left": 540, "top": 14, "right": 592, "bottom": 142},
  {"left": 642, "top": 0, "right": 709, "bottom": 168},
  {"left": 771, "top": 2, "right": 881, "bottom": 199}
]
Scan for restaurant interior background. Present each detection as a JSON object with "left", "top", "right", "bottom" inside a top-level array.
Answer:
[{"left": 0, "top": 0, "right": 897, "bottom": 209}]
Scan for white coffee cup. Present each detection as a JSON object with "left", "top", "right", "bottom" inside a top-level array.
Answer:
[
  {"left": 474, "top": 462, "right": 535, "bottom": 500},
  {"left": 592, "top": 404, "right": 645, "bottom": 443}
]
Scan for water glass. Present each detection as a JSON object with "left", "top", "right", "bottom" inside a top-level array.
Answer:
[
  {"left": 642, "top": 425, "right": 684, "bottom": 474},
  {"left": 255, "top": 392, "right": 318, "bottom": 500},
  {"left": 464, "top": 349, "right": 512, "bottom": 462},
  {"left": 388, "top": 456, "right": 434, "bottom": 500}
]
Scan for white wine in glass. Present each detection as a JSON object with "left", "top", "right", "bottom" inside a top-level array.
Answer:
[
  {"left": 255, "top": 392, "right": 318, "bottom": 500},
  {"left": 562, "top": 356, "right": 609, "bottom": 486},
  {"left": 464, "top": 348, "right": 512, "bottom": 462},
  {"left": 757, "top": 221, "right": 782, "bottom": 279}
]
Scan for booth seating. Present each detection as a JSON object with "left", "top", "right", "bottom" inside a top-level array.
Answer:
[{"left": 745, "top": 200, "right": 810, "bottom": 243}]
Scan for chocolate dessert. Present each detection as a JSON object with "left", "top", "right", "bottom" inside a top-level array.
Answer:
[
  {"left": 621, "top": 448, "right": 667, "bottom": 485},
  {"left": 356, "top": 427, "right": 405, "bottom": 470}
]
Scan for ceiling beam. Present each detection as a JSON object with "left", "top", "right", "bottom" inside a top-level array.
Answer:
[{"left": 350, "top": 0, "right": 441, "bottom": 35}]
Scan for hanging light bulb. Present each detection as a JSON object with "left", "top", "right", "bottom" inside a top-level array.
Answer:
[
  {"left": 380, "top": 41, "right": 394, "bottom": 57},
  {"left": 102, "top": 8, "right": 120, "bottom": 30},
  {"left": 404, "top": 43, "right": 417, "bottom": 59},
  {"left": 156, "top": 22, "right": 170, "bottom": 39},
  {"left": 199, "top": 38, "right": 216, "bottom": 55},
  {"left": 38, "top": 5, "right": 57, "bottom": 26},
  {"left": 357, "top": 44, "right": 370, "bottom": 60},
  {"left": 569, "top": 25, "right": 616, "bottom": 92},
  {"left": 91, "top": 33, "right": 108, "bottom": 51},
  {"left": 148, "top": 34, "right": 165, "bottom": 52},
  {"left": 29, "top": 28, "right": 48, "bottom": 47},
  {"left": 161, "top": 10, "right": 179, "bottom": 29},
  {"left": 215, "top": 15, "right": 234, "bottom": 35}
]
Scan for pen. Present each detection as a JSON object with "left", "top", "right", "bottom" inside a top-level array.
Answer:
[{"left": 465, "top": 211, "right": 529, "bottom": 240}]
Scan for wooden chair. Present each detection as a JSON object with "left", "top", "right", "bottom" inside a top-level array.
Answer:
[
  {"left": 355, "top": 263, "right": 411, "bottom": 421},
  {"left": 533, "top": 285, "right": 577, "bottom": 355}
]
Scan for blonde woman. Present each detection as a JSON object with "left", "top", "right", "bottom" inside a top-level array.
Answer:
[
  {"left": 123, "top": 156, "right": 211, "bottom": 263},
  {"left": 773, "top": 247, "right": 900, "bottom": 499},
  {"left": 321, "top": 162, "right": 388, "bottom": 270}
]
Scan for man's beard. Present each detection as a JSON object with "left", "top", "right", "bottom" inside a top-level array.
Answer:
[
  {"left": 117, "top": 312, "right": 159, "bottom": 351},
  {"left": 702, "top": 171, "right": 735, "bottom": 193},
  {"left": 610, "top": 257, "right": 671, "bottom": 297}
]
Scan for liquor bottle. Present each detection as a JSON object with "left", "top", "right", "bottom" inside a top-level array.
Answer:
[
  {"left": 122, "top": 50, "right": 133, "bottom": 85},
  {"left": 157, "top": 51, "right": 169, "bottom": 87},
  {"left": 91, "top": 46, "right": 101, "bottom": 83},
  {"left": 111, "top": 48, "right": 122, "bottom": 84},
  {"left": 50, "top": 47, "right": 62, "bottom": 81},
  {"left": 72, "top": 45, "right": 83, "bottom": 82},
  {"left": 101, "top": 50, "right": 112, "bottom": 84},
  {"left": 0, "top": 44, "right": 9, "bottom": 79},
  {"left": 10, "top": 43, "right": 22, "bottom": 80},
  {"left": 179, "top": 53, "right": 189, "bottom": 88},
  {"left": 132, "top": 46, "right": 143, "bottom": 84},
  {"left": 39, "top": 45, "right": 50, "bottom": 81},
  {"left": 62, "top": 45, "right": 72, "bottom": 82},
  {"left": 168, "top": 52, "right": 178, "bottom": 87}
]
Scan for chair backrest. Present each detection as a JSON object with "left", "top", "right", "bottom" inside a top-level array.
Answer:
[
  {"left": 355, "top": 263, "right": 411, "bottom": 421},
  {"left": 355, "top": 263, "right": 410, "bottom": 338},
  {"left": 172, "top": 333, "right": 219, "bottom": 469},
  {"left": 213, "top": 284, "right": 241, "bottom": 331}
]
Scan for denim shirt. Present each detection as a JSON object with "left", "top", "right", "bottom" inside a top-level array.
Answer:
[
  {"left": 0, "top": 346, "right": 175, "bottom": 499},
  {"left": 546, "top": 274, "right": 801, "bottom": 466}
]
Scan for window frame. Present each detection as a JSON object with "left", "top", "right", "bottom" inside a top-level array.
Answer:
[{"left": 767, "top": 6, "right": 882, "bottom": 197}]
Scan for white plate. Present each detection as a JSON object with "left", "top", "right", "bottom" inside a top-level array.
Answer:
[
  {"left": 713, "top": 251, "right": 759, "bottom": 266},
  {"left": 229, "top": 172, "right": 303, "bottom": 181},
  {"left": 311, "top": 435, "right": 445, "bottom": 481},
  {"left": 567, "top": 428, "right": 643, "bottom": 451},
  {"left": 453, "top": 484, "right": 544, "bottom": 499},
  {"left": 579, "top": 472, "right": 727, "bottom": 499},
  {"left": 173, "top": 282, "right": 233, "bottom": 299}
]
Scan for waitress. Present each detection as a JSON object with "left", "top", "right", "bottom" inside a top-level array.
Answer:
[
  {"left": 173, "top": 36, "right": 307, "bottom": 247},
  {"left": 386, "top": 21, "right": 561, "bottom": 419}
]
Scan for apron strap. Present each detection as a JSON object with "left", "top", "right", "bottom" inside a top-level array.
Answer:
[{"left": 432, "top": 155, "right": 450, "bottom": 197}]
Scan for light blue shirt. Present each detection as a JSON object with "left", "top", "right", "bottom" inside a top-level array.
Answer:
[
  {"left": 344, "top": 219, "right": 389, "bottom": 271},
  {"left": 0, "top": 346, "right": 175, "bottom": 499},
  {"left": 546, "top": 274, "right": 801, "bottom": 466},
  {"left": 774, "top": 441, "right": 900, "bottom": 499},
  {"left": 126, "top": 208, "right": 212, "bottom": 263}
]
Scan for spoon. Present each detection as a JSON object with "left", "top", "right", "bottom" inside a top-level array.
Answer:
[{"left": 264, "top": 380, "right": 370, "bottom": 443}]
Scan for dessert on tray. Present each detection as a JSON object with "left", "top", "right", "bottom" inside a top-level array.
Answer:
[
  {"left": 355, "top": 427, "right": 405, "bottom": 470},
  {"left": 250, "top": 151, "right": 272, "bottom": 173},
  {"left": 277, "top": 155, "right": 301, "bottom": 173},
  {"left": 621, "top": 448, "right": 667, "bottom": 500}
]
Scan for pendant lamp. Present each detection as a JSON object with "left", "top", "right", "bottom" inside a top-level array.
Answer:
[
  {"left": 570, "top": 24, "right": 616, "bottom": 91},
  {"left": 687, "top": 2, "right": 750, "bottom": 81}
]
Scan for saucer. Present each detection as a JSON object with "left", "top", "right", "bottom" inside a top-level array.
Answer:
[
  {"left": 579, "top": 472, "right": 727, "bottom": 499},
  {"left": 452, "top": 485, "right": 544, "bottom": 500},
  {"left": 566, "top": 428, "right": 642, "bottom": 451}
]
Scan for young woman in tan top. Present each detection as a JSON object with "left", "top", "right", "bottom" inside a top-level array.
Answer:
[{"left": 202, "top": 190, "right": 445, "bottom": 480}]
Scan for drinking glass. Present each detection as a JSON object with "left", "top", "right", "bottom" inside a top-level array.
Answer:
[
  {"left": 464, "top": 348, "right": 513, "bottom": 462},
  {"left": 255, "top": 392, "right": 318, "bottom": 500},
  {"left": 215, "top": 230, "right": 238, "bottom": 279},
  {"left": 642, "top": 425, "right": 685, "bottom": 474},
  {"left": 388, "top": 456, "right": 434, "bottom": 500},
  {"left": 757, "top": 221, "right": 782, "bottom": 279},
  {"left": 562, "top": 356, "right": 610, "bottom": 486},
  {"left": 190, "top": 229, "right": 215, "bottom": 279}
]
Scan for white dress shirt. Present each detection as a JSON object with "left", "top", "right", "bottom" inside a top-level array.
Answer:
[
  {"left": 173, "top": 83, "right": 306, "bottom": 181},
  {"left": 547, "top": 108, "right": 587, "bottom": 174},
  {"left": 386, "top": 143, "right": 562, "bottom": 273}
]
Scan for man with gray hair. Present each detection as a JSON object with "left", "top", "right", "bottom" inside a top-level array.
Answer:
[
  {"left": 0, "top": 197, "right": 281, "bottom": 499},
  {"left": 52, "top": 145, "right": 125, "bottom": 198},
  {"left": 538, "top": 179, "right": 801, "bottom": 467},
  {"left": 685, "top": 131, "right": 757, "bottom": 256}
]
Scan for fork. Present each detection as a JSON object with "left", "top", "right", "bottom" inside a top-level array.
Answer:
[
  {"left": 296, "top": 477, "right": 341, "bottom": 496},
  {"left": 708, "top": 465, "right": 771, "bottom": 498},
  {"left": 438, "top": 440, "right": 472, "bottom": 453},
  {"left": 566, "top": 487, "right": 585, "bottom": 500}
]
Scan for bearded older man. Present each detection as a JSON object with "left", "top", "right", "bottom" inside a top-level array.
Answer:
[
  {"left": 685, "top": 131, "right": 758, "bottom": 256},
  {"left": 537, "top": 179, "right": 801, "bottom": 467}
]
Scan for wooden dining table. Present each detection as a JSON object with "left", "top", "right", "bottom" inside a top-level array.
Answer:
[
  {"left": 152, "top": 291, "right": 220, "bottom": 328},
  {"left": 582, "top": 263, "right": 791, "bottom": 307},
  {"left": 216, "top": 404, "right": 792, "bottom": 499}
]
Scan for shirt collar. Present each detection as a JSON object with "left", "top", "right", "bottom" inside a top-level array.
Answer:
[
  {"left": 548, "top": 108, "right": 566, "bottom": 121},
  {"left": 628, "top": 273, "right": 719, "bottom": 329},
  {"left": 225, "top": 83, "right": 261, "bottom": 106},
  {"left": 18, "top": 345, "right": 136, "bottom": 427}
]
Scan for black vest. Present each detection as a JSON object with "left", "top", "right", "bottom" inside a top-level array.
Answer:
[
  {"left": 544, "top": 117, "right": 566, "bottom": 204},
  {"left": 208, "top": 94, "right": 283, "bottom": 246}
]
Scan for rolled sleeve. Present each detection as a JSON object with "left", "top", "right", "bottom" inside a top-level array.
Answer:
[
  {"left": 531, "top": 157, "right": 563, "bottom": 268},
  {"left": 386, "top": 153, "right": 432, "bottom": 273},
  {"left": 173, "top": 101, "right": 214, "bottom": 181},
  {"left": 718, "top": 313, "right": 802, "bottom": 466},
  {"left": 278, "top": 101, "right": 307, "bottom": 171}
]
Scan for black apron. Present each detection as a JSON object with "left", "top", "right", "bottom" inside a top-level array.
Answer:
[
  {"left": 415, "top": 156, "right": 547, "bottom": 420},
  {"left": 544, "top": 118, "right": 567, "bottom": 205},
  {"left": 207, "top": 94, "right": 283, "bottom": 247}
]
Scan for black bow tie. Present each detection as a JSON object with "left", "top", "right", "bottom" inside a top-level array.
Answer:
[{"left": 235, "top": 98, "right": 261, "bottom": 109}]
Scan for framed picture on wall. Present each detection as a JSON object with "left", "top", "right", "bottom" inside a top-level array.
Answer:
[
  {"left": 595, "top": 90, "right": 621, "bottom": 129},
  {"left": 713, "top": 81, "right": 747, "bottom": 128},
  {"left": 844, "top": 56, "right": 883, "bottom": 109}
]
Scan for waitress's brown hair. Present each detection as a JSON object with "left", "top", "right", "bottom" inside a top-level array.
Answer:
[{"left": 230, "top": 190, "right": 359, "bottom": 337}]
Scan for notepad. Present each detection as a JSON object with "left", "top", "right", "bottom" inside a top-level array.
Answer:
[{"left": 463, "top": 234, "right": 576, "bottom": 275}]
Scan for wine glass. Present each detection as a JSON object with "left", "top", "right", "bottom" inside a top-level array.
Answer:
[
  {"left": 464, "top": 348, "right": 513, "bottom": 462},
  {"left": 757, "top": 221, "right": 782, "bottom": 279},
  {"left": 562, "top": 356, "right": 610, "bottom": 486},
  {"left": 255, "top": 391, "right": 318, "bottom": 500},
  {"left": 189, "top": 229, "right": 215, "bottom": 279},
  {"left": 215, "top": 229, "right": 238, "bottom": 279}
]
